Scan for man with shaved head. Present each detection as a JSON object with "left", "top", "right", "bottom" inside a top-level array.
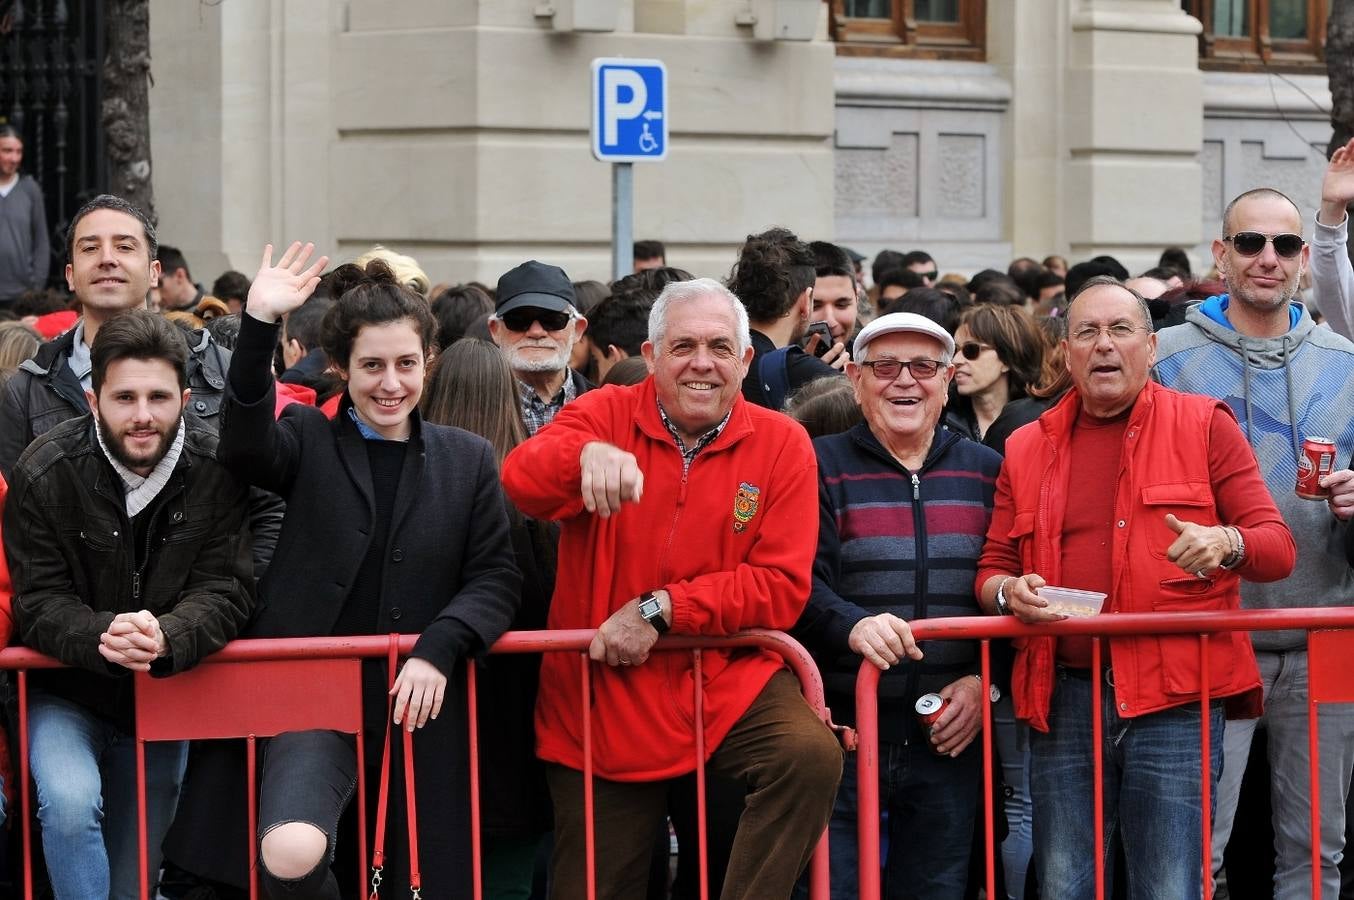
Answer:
[{"left": 1156, "top": 187, "right": 1354, "bottom": 899}]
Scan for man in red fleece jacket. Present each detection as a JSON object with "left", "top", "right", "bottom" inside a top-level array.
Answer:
[{"left": 502, "top": 277, "right": 842, "bottom": 900}]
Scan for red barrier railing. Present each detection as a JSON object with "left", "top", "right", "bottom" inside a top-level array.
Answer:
[
  {"left": 853, "top": 607, "right": 1354, "bottom": 900},
  {"left": 0, "top": 628, "right": 843, "bottom": 900}
]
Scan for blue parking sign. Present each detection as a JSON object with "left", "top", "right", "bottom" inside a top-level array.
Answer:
[{"left": 591, "top": 58, "right": 668, "bottom": 163}]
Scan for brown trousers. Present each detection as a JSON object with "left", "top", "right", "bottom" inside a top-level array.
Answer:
[{"left": 547, "top": 670, "right": 844, "bottom": 900}]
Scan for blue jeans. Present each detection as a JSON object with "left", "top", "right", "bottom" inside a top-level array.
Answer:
[
  {"left": 1210, "top": 649, "right": 1354, "bottom": 900},
  {"left": 993, "top": 693, "right": 1033, "bottom": 900},
  {"left": 1031, "top": 669, "right": 1224, "bottom": 900},
  {"left": 823, "top": 737, "right": 980, "bottom": 900},
  {"left": 27, "top": 690, "right": 188, "bottom": 900}
]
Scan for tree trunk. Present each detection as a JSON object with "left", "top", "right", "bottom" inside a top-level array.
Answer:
[
  {"left": 103, "top": 0, "right": 154, "bottom": 223},
  {"left": 1329, "top": 0, "right": 1354, "bottom": 157}
]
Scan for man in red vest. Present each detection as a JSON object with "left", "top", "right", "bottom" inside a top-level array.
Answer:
[{"left": 976, "top": 276, "right": 1296, "bottom": 899}]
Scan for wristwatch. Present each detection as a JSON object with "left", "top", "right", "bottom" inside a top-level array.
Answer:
[
  {"left": 995, "top": 577, "right": 1014, "bottom": 616},
  {"left": 639, "top": 591, "right": 669, "bottom": 634},
  {"left": 970, "top": 673, "right": 1001, "bottom": 703}
]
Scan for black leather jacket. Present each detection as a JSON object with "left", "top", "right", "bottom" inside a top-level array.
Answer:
[
  {"left": 3, "top": 416, "right": 255, "bottom": 728},
  {"left": 0, "top": 322, "right": 286, "bottom": 578},
  {"left": 0, "top": 323, "right": 230, "bottom": 481}
]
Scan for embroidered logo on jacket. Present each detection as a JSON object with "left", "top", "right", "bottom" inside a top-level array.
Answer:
[{"left": 733, "top": 482, "right": 761, "bottom": 533}]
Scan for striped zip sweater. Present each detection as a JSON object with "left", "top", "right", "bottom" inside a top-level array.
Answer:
[{"left": 796, "top": 422, "right": 1001, "bottom": 743}]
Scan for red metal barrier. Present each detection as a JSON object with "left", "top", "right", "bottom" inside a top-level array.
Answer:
[
  {"left": 0, "top": 628, "right": 841, "bottom": 900},
  {"left": 853, "top": 607, "right": 1354, "bottom": 900}
]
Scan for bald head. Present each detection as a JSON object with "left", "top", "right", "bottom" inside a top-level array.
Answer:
[{"left": 1222, "top": 188, "right": 1301, "bottom": 236}]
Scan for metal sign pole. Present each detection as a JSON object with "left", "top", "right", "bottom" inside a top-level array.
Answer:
[{"left": 612, "top": 162, "right": 633, "bottom": 281}]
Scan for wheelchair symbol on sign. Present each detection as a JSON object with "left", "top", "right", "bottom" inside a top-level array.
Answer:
[
  {"left": 639, "top": 122, "right": 659, "bottom": 154},
  {"left": 637, "top": 109, "right": 663, "bottom": 154}
]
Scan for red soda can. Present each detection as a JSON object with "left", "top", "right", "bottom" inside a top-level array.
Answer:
[
  {"left": 915, "top": 693, "right": 950, "bottom": 729},
  {"left": 1296, "top": 437, "right": 1337, "bottom": 500}
]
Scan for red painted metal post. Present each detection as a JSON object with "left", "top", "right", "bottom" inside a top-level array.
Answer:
[
  {"left": 136, "top": 737, "right": 148, "bottom": 899},
  {"left": 247, "top": 735, "right": 258, "bottom": 900},
  {"left": 356, "top": 732, "right": 367, "bottom": 900},
  {"left": 582, "top": 653, "right": 596, "bottom": 900},
  {"left": 467, "top": 661, "right": 483, "bottom": 900},
  {"left": 1199, "top": 635, "right": 1212, "bottom": 900},
  {"left": 855, "top": 663, "right": 882, "bottom": 900},
  {"left": 981, "top": 640, "right": 995, "bottom": 900},
  {"left": 694, "top": 649, "right": 709, "bottom": 900},
  {"left": 1310, "top": 689, "right": 1322, "bottom": 900},
  {"left": 17, "top": 668, "right": 30, "bottom": 900},
  {"left": 1092, "top": 638, "right": 1104, "bottom": 900}
]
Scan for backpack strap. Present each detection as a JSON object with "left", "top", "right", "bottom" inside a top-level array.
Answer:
[{"left": 756, "top": 346, "right": 793, "bottom": 410}]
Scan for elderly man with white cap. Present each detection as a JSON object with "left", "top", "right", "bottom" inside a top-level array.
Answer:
[{"left": 794, "top": 312, "right": 1004, "bottom": 900}]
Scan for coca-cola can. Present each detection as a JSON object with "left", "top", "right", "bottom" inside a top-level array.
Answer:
[
  {"left": 1296, "top": 437, "right": 1337, "bottom": 500},
  {"left": 915, "top": 693, "right": 950, "bottom": 729}
]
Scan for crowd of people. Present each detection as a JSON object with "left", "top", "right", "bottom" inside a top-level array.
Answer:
[{"left": 0, "top": 124, "right": 1352, "bottom": 900}]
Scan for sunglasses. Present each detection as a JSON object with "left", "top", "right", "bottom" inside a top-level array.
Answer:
[
  {"left": 859, "top": 358, "right": 943, "bottom": 381},
  {"left": 1224, "top": 232, "right": 1305, "bottom": 259},
  {"left": 959, "top": 341, "right": 992, "bottom": 361},
  {"left": 500, "top": 308, "right": 574, "bottom": 333},
  {"left": 917, "top": 270, "right": 938, "bottom": 281}
]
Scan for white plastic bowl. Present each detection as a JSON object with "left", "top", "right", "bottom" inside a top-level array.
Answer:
[{"left": 1036, "top": 585, "right": 1107, "bottom": 618}]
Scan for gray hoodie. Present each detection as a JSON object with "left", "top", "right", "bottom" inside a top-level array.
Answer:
[{"left": 1155, "top": 299, "right": 1354, "bottom": 650}]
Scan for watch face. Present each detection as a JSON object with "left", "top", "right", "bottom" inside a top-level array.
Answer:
[{"left": 640, "top": 596, "right": 664, "bottom": 625}]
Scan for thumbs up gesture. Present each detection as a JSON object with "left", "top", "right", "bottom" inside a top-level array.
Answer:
[{"left": 1164, "top": 514, "right": 1232, "bottom": 578}]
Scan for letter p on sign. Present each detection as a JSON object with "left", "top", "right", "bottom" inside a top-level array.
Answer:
[{"left": 602, "top": 69, "right": 646, "bottom": 146}]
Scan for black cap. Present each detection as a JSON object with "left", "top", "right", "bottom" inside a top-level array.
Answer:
[
  {"left": 495, "top": 260, "right": 576, "bottom": 316},
  {"left": 841, "top": 246, "right": 866, "bottom": 264}
]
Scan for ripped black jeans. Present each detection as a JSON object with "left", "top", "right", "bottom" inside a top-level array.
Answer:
[{"left": 257, "top": 730, "right": 357, "bottom": 899}]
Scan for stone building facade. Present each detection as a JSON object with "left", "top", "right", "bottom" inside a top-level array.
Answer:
[{"left": 148, "top": 0, "right": 1333, "bottom": 285}]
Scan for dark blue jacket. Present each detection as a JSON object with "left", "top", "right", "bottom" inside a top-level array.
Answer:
[{"left": 796, "top": 422, "right": 1000, "bottom": 742}]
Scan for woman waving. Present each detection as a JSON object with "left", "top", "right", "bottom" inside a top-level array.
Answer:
[{"left": 219, "top": 243, "right": 521, "bottom": 898}]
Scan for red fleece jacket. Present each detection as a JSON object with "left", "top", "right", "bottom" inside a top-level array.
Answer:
[{"left": 501, "top": 379, "right": 819, "bottom": 780}]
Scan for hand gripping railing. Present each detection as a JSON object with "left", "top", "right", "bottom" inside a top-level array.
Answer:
[
  {"left": 0, "top": 628, "right": 850, "bottom": 900},
  {"left": 852, "top": 607, "right": 1354, "bottom": 900}
]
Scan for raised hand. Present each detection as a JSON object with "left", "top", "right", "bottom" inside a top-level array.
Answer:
[
  {"left": 1319, "top": 137, "right": 1354, "bottom": 225},
  {"left": 246, "top": 242, "right": 329, "bottom": 324}
]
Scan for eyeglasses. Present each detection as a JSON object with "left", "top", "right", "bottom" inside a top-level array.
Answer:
[
  {"left": 1069, "top": 322, "right": 1149, "bottom": 345},
  {"left": 859, "top": 358, "right": 943, "bottom": 381},
  {"left": 1223, "top": 232, "right": 1305, "bottom": 259},
  {"left": 917, "top": 270, "right": 938, "bottom": 281},
  {"left": 500, "top": 308, "right": 574, "bottom": 333},
  {"left": 959, "top": 341, "right": 992, "bottom": 361}
]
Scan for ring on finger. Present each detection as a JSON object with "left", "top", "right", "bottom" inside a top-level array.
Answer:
[{"left": 1194, "top": 569, "right": 1208, "bottom": 580}]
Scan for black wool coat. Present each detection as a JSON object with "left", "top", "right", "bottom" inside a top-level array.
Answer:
[{"left": 217, "top": 380, "right": 522, "bottom": 894}]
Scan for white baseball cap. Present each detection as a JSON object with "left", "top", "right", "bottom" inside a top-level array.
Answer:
[{"left": 853, "top": 312, "right": 956, "bottom": 360}]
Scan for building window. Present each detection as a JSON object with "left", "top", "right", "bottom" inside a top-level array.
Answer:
[
  {"left": 832, "top": 0, "right": 986, "bottom": 60},
  {"left": 1185, "top": 0, "right": 1327, "bottom": 71}
]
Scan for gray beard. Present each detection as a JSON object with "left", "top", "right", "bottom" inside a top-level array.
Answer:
[{"left": 504, "top": 341, "right": 573, "bottom": 373}]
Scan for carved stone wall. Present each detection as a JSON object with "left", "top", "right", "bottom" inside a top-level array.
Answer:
[
  {"left": 1198, "top": 71, "right": 1331, "bottom": 269},
  {"left": 833, "top": 58, "right": 1010, "bottom": 272}
]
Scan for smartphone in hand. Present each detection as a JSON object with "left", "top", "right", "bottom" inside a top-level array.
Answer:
[{"left": 804, "top": 321, "right": 833, "bottom": 358}]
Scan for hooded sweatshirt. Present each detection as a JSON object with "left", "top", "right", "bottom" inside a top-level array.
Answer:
[{"left": 1154, "top": 297, "right": 1354, "bottom": 650}]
